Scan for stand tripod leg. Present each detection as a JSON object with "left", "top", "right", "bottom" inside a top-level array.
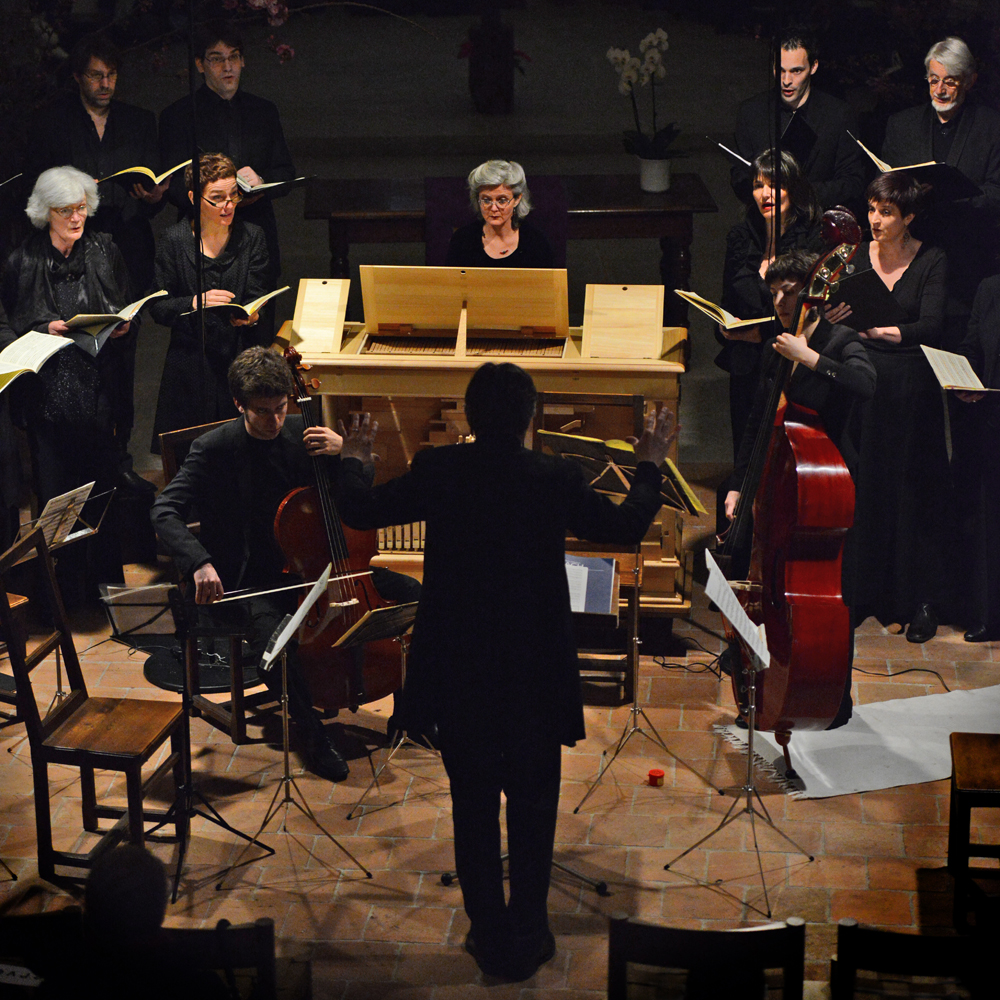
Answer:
[{"left": 347, "top": 734, "right": 440, "bottom": 820}]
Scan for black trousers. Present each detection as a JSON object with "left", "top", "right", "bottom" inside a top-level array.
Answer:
[{"left": 437, "top": 702, "right": 561, "bottom": 960}]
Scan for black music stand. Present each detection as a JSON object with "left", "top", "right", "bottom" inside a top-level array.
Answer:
[
  {"left": 215, "top": 573, "right": 374, "bottom": 889},
  {"left": 663, "top": 551, "right": 813, "bottom": 918}
]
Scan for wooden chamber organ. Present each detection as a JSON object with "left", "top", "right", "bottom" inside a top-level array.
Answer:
[{"left": 279, "top": 266, "right": 696, "bottom": 618}]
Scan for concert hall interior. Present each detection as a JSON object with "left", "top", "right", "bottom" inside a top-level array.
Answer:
[{"left": 1, "top": 1, "right": 999, "bottom": 997}]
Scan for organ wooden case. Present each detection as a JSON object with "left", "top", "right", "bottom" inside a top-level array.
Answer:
[{"left": 280, "top": 267, "right": 696, "bottom": 619}]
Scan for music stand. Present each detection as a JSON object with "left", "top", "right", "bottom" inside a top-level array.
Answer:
[
  {"left": 215, "top": 568, "right": 373, "bottom": 888},
  {"left": 663, "top": 552, "right": 813, "bottom": 918},
  {"left": 541, "top": 437, "right": 720, "bottom": 812}
]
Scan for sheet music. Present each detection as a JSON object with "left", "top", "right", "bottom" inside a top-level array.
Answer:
[
  {"left": 263, "top": 563, "right": 331, "bottom": 669},
  {"left": 565, "top": 561, "right": 589, "bottom": 613},
  {"left": 704, "top": 549, "right": 770, "bottom": 669},
  {"left": 921, "top": 345, "right": 998, "bottom": 391},
  {"left": 20, "top": 482, "right": 95, "bottom": 547}
]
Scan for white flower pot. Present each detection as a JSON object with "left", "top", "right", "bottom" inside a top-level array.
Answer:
[{"left": 638, "top": 158, "right": 670, "bottom": 193}]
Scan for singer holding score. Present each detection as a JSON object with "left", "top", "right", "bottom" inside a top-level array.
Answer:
[{"left": 149, "top": 153, "right": 270, "bottom": 450}]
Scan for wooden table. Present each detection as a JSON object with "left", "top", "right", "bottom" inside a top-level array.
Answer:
[{"left": 304, "top": 173, "right": 718, "bottom": 327}]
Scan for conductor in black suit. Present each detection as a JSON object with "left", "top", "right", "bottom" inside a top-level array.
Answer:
[
  {"left": 731, "top": 28, "right": 866, "bottom": 211},
  {"left": 159, "top": 21, "right": 296, "bottom": 284},
  {"left": 881, "top": 36, "right": 1000, "bottom": 336},
  {"left": 336, "top": 363, "right": 674, "bottom": 982}
]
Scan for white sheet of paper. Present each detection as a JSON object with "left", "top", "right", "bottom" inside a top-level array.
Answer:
[
  {"left": 704, "top": 549, "right": 770, "bottom": 669},
  {"left": 565, "top": 562, "right": 589, "bottom": 613},
  {"left": 24, "top": 481, "right": 95, "bottom": 547},
  {"left": 0, "top": 330, "right": 71, "bottom": 374},
  {"left": 920, "top": 344, "right": 998, "bottom": 391},
  {"left": 262, "top": 563, "right": 331, "bottom": 669}
]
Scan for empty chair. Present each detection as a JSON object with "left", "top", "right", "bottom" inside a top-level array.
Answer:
[
  {"left": 830, "top": 918, "right": 987, "bottom": 999},
  {"left": 0, "top": 528, "right": 184, "bottom": 881},
  {"left": 608, "top": 913, "right": 805, "bottom": 1000}
]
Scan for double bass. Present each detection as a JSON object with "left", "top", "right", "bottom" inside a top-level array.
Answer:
[
  {"left": 719, "top": 208, "right": 862, "bottom": 775},
  {"left": 272, "top": 347, "right": 406, "bottom": 712}
]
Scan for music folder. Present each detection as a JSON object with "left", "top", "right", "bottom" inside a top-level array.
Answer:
[
  {"left": 827, "top": 268, "right": 908, "bottom": 331},
  {"left": 334, "top": 602, "right": 419, "bottom": 648}
]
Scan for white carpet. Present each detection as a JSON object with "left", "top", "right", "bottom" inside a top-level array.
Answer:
[{"left": 717, "top": 684, "right": 1000, "bottom": 799}]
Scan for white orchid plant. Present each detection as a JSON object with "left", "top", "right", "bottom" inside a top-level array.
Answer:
[{"left": 607, "top": 28, "right": 682, "bottom": 160}]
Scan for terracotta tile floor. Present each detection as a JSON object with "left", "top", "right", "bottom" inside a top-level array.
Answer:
[{"left": 2, "top": 469, "right": 999, "bottom": 996}]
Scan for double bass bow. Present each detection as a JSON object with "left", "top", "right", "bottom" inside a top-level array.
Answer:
[
  {"left": 272, "top": 347, "right": 405, "bottom": 713},
  {"left": 719, "top": 207, "right": 862, "bottom": 774}
]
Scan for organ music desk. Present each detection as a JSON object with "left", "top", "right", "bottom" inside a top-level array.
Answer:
[{"left": 281, "top": 265, "right": 697, "bottom": 622}]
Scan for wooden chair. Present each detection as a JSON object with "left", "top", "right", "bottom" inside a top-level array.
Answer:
[
  {"left": 830, "top": 918, "right": 987, "bottom": 999},
  {"left": 157, "top": 419, "right": 270, "bottom": 745},
  {"left": 162, "top": 917, "right": 283, "bottom": 1000},
  {"left": 0, "top": 591, "right": 28, "bottom": 728},
  {"left": 607, "top": 913, "right": 805, "bottom": 1000},
  {"left": 948, "top": 731, "right": 1000, "bottom": 928},
  {"left": 0, "top": 528, "right": 184, "bottom": 881}
]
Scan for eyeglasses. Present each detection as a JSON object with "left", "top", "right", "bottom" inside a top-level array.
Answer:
[
  {"left": 204, "top": 52, "right": 242, "bottom": 67},
  {"left": 53, "top": 203, "right": 87, "bottom": 219},
  {"left": 82, "top": 70, "right": 117, "bottom": 83},
  {"left": 479, "top": 195, "right": 514, "bottom": 209},
  {"left": 202, "top": 191, "right": 242, "bottom": 209},
  {"left": 927, "top": 75, "right": 962, "bottom": 91}
]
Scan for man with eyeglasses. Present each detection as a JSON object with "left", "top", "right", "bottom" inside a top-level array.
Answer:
[
  {"left": 730, "top": 28, "right": 866, "bottom": 212},
  {"left": 26, "top": 31, "right": 164, "bottom": 496},
  {"left": 159, "top": 20, "right": 296, "bottom": 287},
  {"left": 882, "top": 36, "right": 1000, "bottom": 345}
]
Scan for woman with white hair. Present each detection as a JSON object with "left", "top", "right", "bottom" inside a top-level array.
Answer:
[
  {"left": 0, "top": 165, "right": 133, "bottom": 596},
  {"left": 445, "top": 160, "right": 554, "bottom": 268}
]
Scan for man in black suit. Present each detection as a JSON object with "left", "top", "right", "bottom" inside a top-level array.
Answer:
[
  {"left": 159, "top": 21, "right": 296, "bottom": 285},
  {"left": 731, "top": 29, "right": 866, "bottom": 211},
  {"left": 151, "top": 347, "right": 421, "bottom": 782},
  {"left": 881, "top": 36, "right": 1000, "bottom": 338},
  {"left": 955, "top": 275, "right": 1000, "bottom": 642},
  {"left": 336, "top": 363, "right": 675, "bottom": 982},
  {"left": 27, "top": 32, "right": 165, "bottom": 494}
]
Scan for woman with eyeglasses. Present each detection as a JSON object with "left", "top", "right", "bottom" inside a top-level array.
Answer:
[
  {"left": 149, "top": 152, "right": 270, "bottom": 448},
  {"left": 0, "top": 165, "right": 134, "bottom": 597},
  {"left": 445, "top": 160, "right": 554, "bottom": 268}
]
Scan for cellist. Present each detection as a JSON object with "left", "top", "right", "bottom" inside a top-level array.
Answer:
[
  {"left": 151, "top": 346, "right": 423, "bottom": 782},
  {"left": 722, "top": 249, "right": 876, "bottom": 727}
]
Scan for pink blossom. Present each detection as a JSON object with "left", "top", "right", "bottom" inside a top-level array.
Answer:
[{"left": 274, "top": 43, "right": 294, "bottom": 64}]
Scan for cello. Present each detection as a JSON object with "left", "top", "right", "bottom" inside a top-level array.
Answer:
[
  {"left": 272, "top": 347, "right": 405, "bottom": 713},
  {"left": 719, "top": 208, "right": 862, "bottom": 774}
]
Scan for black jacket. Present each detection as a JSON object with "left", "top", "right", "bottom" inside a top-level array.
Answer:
[
  {"left": 27, "top": 95, "right": 162, "bottom": 293},
  {"left": 732, "top": 88, "right": 866, "bottom": 210},
  {"left": 882, "top": 98, "right": 1000, "bottom": 307},
  {"left": 159, "top": 85, "right": 295, "bottom": 278},
  {"left": 337, "top": 440, "right": 663, "bottom": 746}
]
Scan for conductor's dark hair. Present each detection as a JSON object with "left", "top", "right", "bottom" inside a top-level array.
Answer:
[
  {"left": 228, "top": 347, "right": 294, "bottom": 407},
  {"left": 866, "top": 172, "right": 924, "bottom": 221},
  {"left": 465, "top": 363, "right": 537, "bottom": 441},
  {"left": 752, "top": 149, "right": 821, "bottom": 229},
  {"left": 85, "top": 845, "right": 167, "bottom": 945},
  {"left": 765, "top": 250, "right": 821, "bottom": 286},
  {"left": 780, "top": 27, "right": 819, "bottom": 65},
  {"left": 194, "top": 20, "right": 243, "bottom": 61},
  {"left": 70, "top": 32, "right": 121, "bottom": 76}
]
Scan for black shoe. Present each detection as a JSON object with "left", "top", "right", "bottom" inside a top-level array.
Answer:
[
  {"left": 118, "top": 469, "right": 156, "bottom": 495},
  {"left": 306, "top": 732, "right": 349, "bottom": 782},
  {"left": 905, "top": 604, "right": 938, "bottom": 644},
  {"left": 465, "top": 932, "right": 554, "bottom": 982},
  {"left": 964, "top": 624, "right": 1000, "bottom": 643}
]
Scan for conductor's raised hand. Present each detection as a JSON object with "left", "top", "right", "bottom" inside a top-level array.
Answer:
[
  {"left": 631, "top": 406, "right": 679, "bottom": 468},
  {"left": 337, "top": 412, "right": 379, "bottom": 466}
]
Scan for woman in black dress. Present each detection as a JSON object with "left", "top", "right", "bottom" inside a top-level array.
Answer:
[
  {"left": 150, "top": 153, "right": 270, "bottom": 448},
  {"left": 1, "top": 165, "right": 134, "bottom": 593},
  {"left": 718, "top": 150, "right": 822, "bottom": 460},
  {"left": 827, "top": 172, "right": 949, "bottom": 641},
  {"left": 445, "top": 160, "right": 554, "bottom": 268}
]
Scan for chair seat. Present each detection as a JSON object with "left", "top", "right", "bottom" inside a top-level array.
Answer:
[
  {"left": 951, "top": 732, "right": 1000, "bottom": 792},
  {"left": 44, "top": 698, "right": 182, "bottom": 757}
]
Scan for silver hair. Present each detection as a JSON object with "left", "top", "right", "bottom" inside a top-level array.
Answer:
[
  {"left": 25, "top": 166, "right": 100, "bottom": 229},
  {"left": 467, "top": 159, "right": 532, "bottom": 222},
  {"left": 925, "top": 37, "right": 976, "bottom": 81}
]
